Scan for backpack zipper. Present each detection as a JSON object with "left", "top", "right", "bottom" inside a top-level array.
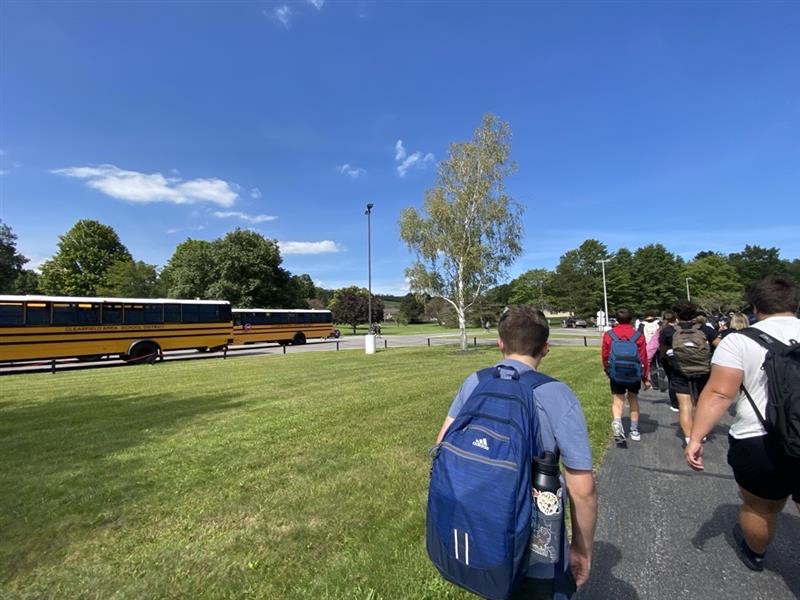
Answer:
[
  {"left": 439, "top": 442, "right": 518, "bottom": 471},
  {"left": 465, "top": 424, "right": 510, "bottom": 442}
]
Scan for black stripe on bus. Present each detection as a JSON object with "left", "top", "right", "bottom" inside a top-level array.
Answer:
[
  {"left": 0, "top": 325, "right": 230, "bottom": 339},
  {"left": 0, "top": 332, "right": 230, "bottom": 347}
]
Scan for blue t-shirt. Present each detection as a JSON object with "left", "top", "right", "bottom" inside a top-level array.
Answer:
[{"left": 447, "top": 359, "right": 593, "bottom": 472}]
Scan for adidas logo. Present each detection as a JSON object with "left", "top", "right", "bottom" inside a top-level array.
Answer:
[{"left": 472, "top": 437, "right": 490, "bottom": 451}]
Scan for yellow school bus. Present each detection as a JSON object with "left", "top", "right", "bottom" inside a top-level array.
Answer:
[
  {"left": 231, "top": 308, "right": 337, "bottom": 346},
  {"left": 0, "top": 295, "right": 233, "bottom": 363}
]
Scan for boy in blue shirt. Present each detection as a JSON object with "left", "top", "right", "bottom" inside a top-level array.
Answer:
[{"left": 435, "top": 306, "right": 597, "bottom": 598}]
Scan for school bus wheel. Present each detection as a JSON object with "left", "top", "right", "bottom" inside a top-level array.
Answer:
[{"left": 126, "top": 340, "right": 161, "bottom": 364}]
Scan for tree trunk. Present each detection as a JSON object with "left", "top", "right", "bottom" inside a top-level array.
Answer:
[{"left": 458, "top": 310, "right": 467, "bottom": 352}]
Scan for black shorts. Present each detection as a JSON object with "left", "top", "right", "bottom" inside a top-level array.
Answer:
[
  {"left": 728, "top": 435, "right": 800, "bottom": 503},
  {"left": 668, "top": 371, "right": 708, "bottom": 397},
  {"left": 609, "top": 379, "right": 641, "bottom": 395}
]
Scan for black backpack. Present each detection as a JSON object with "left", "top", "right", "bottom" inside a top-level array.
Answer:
[{"left": 737, "top": 328, "right": 800, "bottom": 459}]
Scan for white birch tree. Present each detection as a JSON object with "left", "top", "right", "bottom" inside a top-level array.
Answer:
[{"left": 399, "top": 114, "right": 523, "bottom": 351}]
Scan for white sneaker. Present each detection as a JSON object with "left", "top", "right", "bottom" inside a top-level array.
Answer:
[
  {"left": 630, "top": 429, "right": 641, "bottom": 441},
  {"left": 612, "top": 421, "right": 626, "bottom": 444}
]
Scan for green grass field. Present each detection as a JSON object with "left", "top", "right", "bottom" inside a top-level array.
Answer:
[{"left": 1, "top": 346, "right": 610, "bottom": 599}]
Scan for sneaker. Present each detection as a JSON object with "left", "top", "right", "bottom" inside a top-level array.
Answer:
[
  {"left": 630, "top": 429, "right": 641, "bottom": 441},
  {"left": 669, "top": 405, "right": 679, "bottom": 413},
  {"left": 612, "top": 421, "right": 626, "bottom": 444},
  {"left": 733, "top": 524, "right": 765, "bottom": 571}
]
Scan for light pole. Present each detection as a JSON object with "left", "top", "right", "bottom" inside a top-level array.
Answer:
[
  {"left": 597, "top": 258, "right": 612, "bottom": 328},
  {"left": 686, "top": 277, "right": 692, "bottom": 301},
  {"left": 365, "top": 203, "right": 374, "bottom": 350}
]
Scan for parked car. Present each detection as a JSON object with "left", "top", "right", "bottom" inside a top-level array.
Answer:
[{"left": 563, "top": 316, "right": 588, "bottom": 328}]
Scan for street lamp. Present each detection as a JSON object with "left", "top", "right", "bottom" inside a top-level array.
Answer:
[
  {"left": 365, "top": 203, "right": 374, "bottom": 353},
  {"left": 686, "top": 277, "right": 692, "bottom": 302},
  {"left": 597, "top": 258, "right": 612, "bottom": 328}
]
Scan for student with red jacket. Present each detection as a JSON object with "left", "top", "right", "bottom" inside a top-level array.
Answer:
[{"left": 602, "top": 308, "right": 651, "bottom": 444}]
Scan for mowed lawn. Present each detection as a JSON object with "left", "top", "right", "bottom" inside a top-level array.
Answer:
[{"left": 1, "top": 346, "right": 610, "bottom": 599}]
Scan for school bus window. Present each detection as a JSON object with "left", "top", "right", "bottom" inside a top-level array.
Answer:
[
  {"left": 76, "top": 303, "right": 101, "bottom": 325},
  {"left": 25, "top": 303, "right": 50, "bottom": 325},
  {"left": 252, "top": 312, "right": 265, "bottom": 325},
  {"left": 164, "top": 304, "right": 180, "bottom": 323},
  {"left": 52, "top": 303, "right": 77, "bottom": 325},
  {"left": 124, "top": 304, "right": 145, "bottom": 324},
  {"left": 0, "top": 303, "right": 24, "bottom": 326},
  {"left": 103, "top": 304, "right": 123, "bottom": 324},
  {"left": 197, "top": 304, "right": 220, "bottom": 323},
  {"left": 219, "top": 304, "right": 232, "bottom": 322},
  {"left": 181, "top": 304, "right": 199, "bottom": 323},
  {"left": 143, "top": 304, "right": 163, "bottom": 324}
]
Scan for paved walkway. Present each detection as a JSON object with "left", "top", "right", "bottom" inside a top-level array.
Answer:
[{"left": 576, "top": 388, "right": 799, "bottom": 600}]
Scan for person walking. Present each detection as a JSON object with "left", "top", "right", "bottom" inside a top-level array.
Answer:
[
  {"left": 435, "top": 306, "right": 597, "bottom": 598},
  {"left": 602, "top": 307, "right": 651, "bottom": 444},
  {"left": 659, "top": 310, "right": 680, "bottom": 412},
  {"left": 661, "top": 301, "right": 719, "bottom": 447},
  {"left": 686, "top": 276, "right": 800, "bottom": 571}
]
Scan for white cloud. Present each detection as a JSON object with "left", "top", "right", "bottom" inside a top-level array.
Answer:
[
  {"left": 272, "top": 4, "right": 291, "bottom": 27},
  {"left": 278, "top": 240, "right": 342, "bottom": 255},
  {"left": 250, "top": 187, "right": 262, "bottom": 199},
  {"left": 337, "top": 164, "right": 366, "bottom": 179},
  {"left": 394, "top": 140, "right": 434, "bottom": 177},
  {"left": 166, "top": 228, "right": 178, "bottom": 234},
  {"left": 307, "top": 0, "right": 325, "bottom": 8},
  {"left": 395, "top": 140, "right": 406, "bottom": 161},
  {"left": 213, "top": 211, "right": 277, "bottom": 224},
  {"left": 51, "top": 164, "right": 238, "bottom": 207}
]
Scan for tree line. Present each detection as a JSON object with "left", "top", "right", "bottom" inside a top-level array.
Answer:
[{"left": 0, "top": 218, "right": 386, "bottom": 329}]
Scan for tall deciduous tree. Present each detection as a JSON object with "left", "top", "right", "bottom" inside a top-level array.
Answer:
[
  {"left": 399, "top": 114, "right": 523, "bottom": 351},
  {"left": 0, "top": 220, "right": 29, "bottom": 293},
  {"left": 207, "top": 229, "right": 294, "bottom": 308},
  {"left": 728, "top": 245, "right": 784, "bottom": 290},
  {"left": 329, "top": 286, "right": 384, "bottom": 333},
  {"left": 551, "top": 240, "right": 609, "bottom": 316},
  {"left": 684, "top": 255, "right": 744, "bottom": 313},
  {"left": 38, "top": 220, "right": 132, "bottom": 296},
  {"left": 630, "top": 244, "right": 684, "bottom": 311},
  {"left": 398, "top": 293, "right": 426, "bottom": 324},
  {"left": 97, "top": 260, "right": 163, "bottom": 298},
  {"left": 508, "top": 269, "right": 552, "bottom": 309},
  {"left": 605, "top": 248, "right": 637, "bottom": 312},
  {"left": 160, "top": 239, "right": 215, "bottom": 299}
]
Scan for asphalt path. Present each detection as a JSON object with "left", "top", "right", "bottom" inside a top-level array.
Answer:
[{"left": 576, "top": 387, "right": 799, "bottom": 600}]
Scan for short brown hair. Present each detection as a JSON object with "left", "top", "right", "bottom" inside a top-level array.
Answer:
[
  {"left": 498, "top": 306, "right": 549, "bottom": 358},
  {"left": 747, "top": 275, "right": 799, "bottom": 315},
  {"left": 615, "top": 307, "right": 633, "bottom": 324}
]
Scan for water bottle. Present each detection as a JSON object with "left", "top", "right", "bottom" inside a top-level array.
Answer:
[{"left": 528, "top": 451, "right": 563, "bottom": 565}]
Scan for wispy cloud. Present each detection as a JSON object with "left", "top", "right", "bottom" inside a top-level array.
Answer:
[
  {"left": 394, "top": 139, "right": 434, "bottom": 177},
  {"left": 337, "top": 164, "right": 366, "bottom": 179},
  {"left": 250, "top": 187, "right": 262, "bottom": 199},
  {"left": 279, "top": 240, "right": 342, "bottom": 255},
  {"left": 0, "top": 170, "right": 7, "bottom": 176},
  {"left": 213, "top": 211, "right": 277, "bottom": 224},
  {"left": 52, "top": 164, "right": 238, "bottom": 207},
  {"left": 270, "top": 4, "right": 291, "bottom": 27},
  {"left": 307, "top": 0, "right": 325, "bottom": 9}
]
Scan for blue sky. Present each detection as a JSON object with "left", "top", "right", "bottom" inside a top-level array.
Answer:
[{"left": 1, "top": 1, "right": 798, "bottom": 295}]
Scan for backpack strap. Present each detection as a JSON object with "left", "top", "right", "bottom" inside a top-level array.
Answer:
[
  {"left": 519, "top": 370, "right": 558, "bottom": 461},
  {"left": 629, "top": 331, "right": 641, "bottom": 343},
  {"left": 735, "top": 327, "right": 789, "bottom": 351},
  {"left": 608, "top": 330, "right": 620, "bottom": 342},
  {"left": 733, "top": 327, "right": 786, "bottom": 433}
]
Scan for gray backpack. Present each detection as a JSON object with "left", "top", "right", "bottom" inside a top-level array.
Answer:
[{"left": 672, "top": 324, "right": 710, "bottom": 378}]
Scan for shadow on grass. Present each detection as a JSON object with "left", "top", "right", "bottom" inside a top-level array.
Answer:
[
  {"left": 0, "top": 390, "right": 244, "bottom": 580},
  {"left": 692, "top": 503, "right": 800, "bottom": 597}
]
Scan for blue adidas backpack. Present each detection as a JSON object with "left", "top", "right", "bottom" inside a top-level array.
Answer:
[
  {"left": 426, "top": 366, "right": 554, "bottom": 600},
  {"left": 607, "top": 330, "right": 643, "bottom": 385}
]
